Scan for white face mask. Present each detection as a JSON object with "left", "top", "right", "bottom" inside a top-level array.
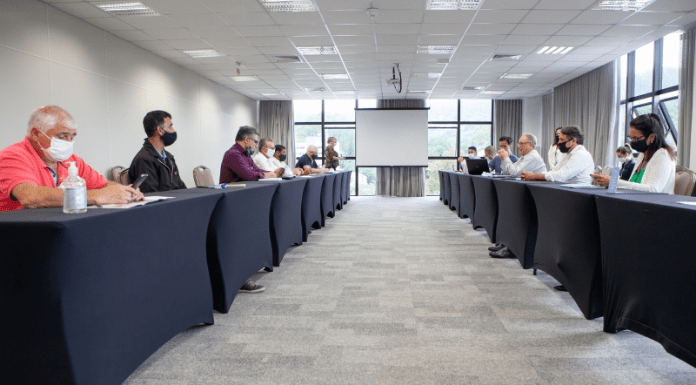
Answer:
[
  {"left": 39, "top": 131, "right": 74, "bottom": 161},
  {"left": 618, "top": 157, "right": 626, "bottom": 164},
  {"left": 266, "top": 148, "right": 275, "bottom": 158}
]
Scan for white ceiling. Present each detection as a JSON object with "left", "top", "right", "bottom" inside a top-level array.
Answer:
[{"left": 42, "top": 0, "right": 696, "bottom": 100}]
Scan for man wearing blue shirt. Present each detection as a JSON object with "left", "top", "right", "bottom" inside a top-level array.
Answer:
[
  {"left": 295, "top": 145, "right": 322, "bottom": 174},
  {"left": 488, "top": 136, "right": 518, "bottom": 174}
]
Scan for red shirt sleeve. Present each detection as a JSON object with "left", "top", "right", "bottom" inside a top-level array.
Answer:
[{"left": 65, "top": 155, "right": 108, "bottom": 190}]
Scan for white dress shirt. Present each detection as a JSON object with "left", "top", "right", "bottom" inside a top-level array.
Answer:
[
  {"left": 501, "top": 149, "right": 547, "bottom": 177},
  {"left": 252, "top": 152, "right": 275, "bottom": 172},
  {"left": 543, "top": 144, "right": 594, "bottom": 184},
  {"left": 617, "top": 148, "right": 675, "bottom": 194},
  {"left": 269, "top": 156, "right": 293, "bottom": 174},
  {"left": 547, "top": 145, "right": 564, "bottom": 170}
]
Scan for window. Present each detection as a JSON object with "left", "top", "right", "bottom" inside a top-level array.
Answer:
[
  {"left": 294, "top": 100, "right": 357, "bottom": 195},
  {"left": 425, "top": 99, "right": 493, "bottom": 195},
  {"left": 619, "top": 32, "right": 681, "bottom": 147}
]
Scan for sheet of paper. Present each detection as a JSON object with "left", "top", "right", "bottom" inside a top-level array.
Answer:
[
  {"left": 677, "top": 201, "right": 696, "bottom": 206},
  {"left": 257, "top": 178, "right": 282, "bottom": 182},
  {"left": 560, "top": 183, "right": 604, "bottom": 189},
  {"left": 97, "top": 196, "right": 175, "bottom": 209}
]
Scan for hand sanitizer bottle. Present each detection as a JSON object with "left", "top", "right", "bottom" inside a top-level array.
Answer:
[{"left": 60, "top": 161, "right": 87, "bottom": 214}]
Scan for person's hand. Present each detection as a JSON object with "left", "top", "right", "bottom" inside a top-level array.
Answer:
[
  {"left": 457, "top": 156, "right": 464, "bottom": 163},
  {"left": 274, "top": 168, "right": 284, "bottom": 177},
  {"left": 520, "top": 171, "right": 540, "bottom": 181},
  {"left": 292, "top": 168, "right": 302, "bottom": 176},
  {"left": 498, "top": 149, "right": 509, "bottom": 160},
  {"left": 263, "top": 171, "right": 276, "bottom": 179},
  {"left": 130, "top": 186, "right": 144, "bottom": 202},
  {"left": 591, "top": 173, "right": 610, "bottom": 187},
  {"left": 94, "top": 183, "right": 141, "bottom": 206},
  {"left": 333, "top": 156, "right": 339, "bottom": 160},
  {"left": 302, "top": 166, "right": 311, "bottom": 175}
]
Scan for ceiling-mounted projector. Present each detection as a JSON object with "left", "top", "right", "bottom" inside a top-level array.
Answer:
[
  {"left": 386, "top": 63, "right": 402, "bottom": 93},
  {"left": 386, "top": 78, "right": 400, "bottom": 85}
]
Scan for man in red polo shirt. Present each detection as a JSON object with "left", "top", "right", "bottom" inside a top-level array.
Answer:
[{"left": 0, "top": 105, "right": 143, "bottom": 212}]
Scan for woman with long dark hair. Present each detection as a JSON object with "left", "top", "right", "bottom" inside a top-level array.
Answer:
[
  {"left": 547, "top": 127, "right": 564, "bottom": 170},
  {"left": 593, "top": 114, "right": 675, "bottom": 193},
  {"left": 616, "top": 144, "right": 635, "bottom": 181}
]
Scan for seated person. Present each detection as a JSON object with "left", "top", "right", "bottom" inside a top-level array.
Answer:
[
  {"left": 295, "top": 145, "right": 322, "bottom": 174},
  {"left": 0, "top": 105, "right": 143, "bottom": 212},
  {"left": 592, "top": 114, "right": 675, "bottom": 194},
  {"left": 128, "top": 110, "right": 187, "bottom": 193},
  {"left": 483, "top": 146, "right": 496, "bottom": 163},
  {"left": 521, "top": 126, "right": 594, "bottom": 184},
  {"left": 489, "top": 136, "right": 519, "bottom": 174},
  {"left": 499, "top": 134, "right": 547, "bottom": 177},
  {"left": 616, "top": 144, "right": 636, "bottom": 181},
  {"left": 252, "top": 138, "right": 285, "bottom": 176},
  {"left": 457, "top": 146, "right": 479, "bottom": 171},
  {"left": 325, "top": 136, "right": 340, "bottom": 171},
  {"left": 220, "top": 126, "right": 277, "bottom": 183},
  {"left": 269, "top": 144, "right": 302, "bottom": 176}
]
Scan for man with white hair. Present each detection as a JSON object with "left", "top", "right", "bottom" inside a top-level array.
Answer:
[
  {"left": 295, "top": 145, "right": 322, "bottom": 174},
  {"left": 499, "top": 133, "right": 547, "bottom": 177},
  {"left": 252, "top": 138, "right": 285, "bottom": 177},
  {"left": 0, "top": 105, "right": 143, "bottom": 211}
]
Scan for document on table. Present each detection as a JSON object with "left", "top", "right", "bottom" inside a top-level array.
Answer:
[
  {"left": 560, "top": 183, "right": 604, "bottom": 189},
  {"left": 257, "top": 178, "right": 281, "bottom": 181},
  {"left": 96, "top": 196, "right": 175, "bottom": 209},
  {"left": 678, "top": 201, "right": 696, "bottom": 206}
]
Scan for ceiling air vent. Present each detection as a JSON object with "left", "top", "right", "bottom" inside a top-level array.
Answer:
[
  {"left": 491, "top": 54, "right": 523, "bottom": 61},
  {"left": 93, "top": 2, "right": 159, "bottom": 16},
  {"left": 272, "top": 55, "right": 302, "bottom": 63}
]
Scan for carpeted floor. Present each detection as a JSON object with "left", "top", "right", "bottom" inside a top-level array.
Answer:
[{"left": 125, "top": 196, "right": 696, "bottom": 385}]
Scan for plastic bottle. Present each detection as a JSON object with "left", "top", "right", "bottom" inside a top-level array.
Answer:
[{"left": 60, "top": 161, "right": 87, "bottom": 214}]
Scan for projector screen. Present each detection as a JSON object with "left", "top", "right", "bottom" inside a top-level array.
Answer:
[{"left": 355, "top": 109, "right": 429, "bottom": 167}]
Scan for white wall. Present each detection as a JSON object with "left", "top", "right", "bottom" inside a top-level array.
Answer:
[
  {"left": 0, "top": 0, "right": 257, "bottom": 187},
  {"left": 522, "top": 96, "right": 543, "bottom": 151}
]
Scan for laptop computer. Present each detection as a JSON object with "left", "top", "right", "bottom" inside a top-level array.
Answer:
[{"left": 464, "top": 157, "right": 490, "bottom": 176}]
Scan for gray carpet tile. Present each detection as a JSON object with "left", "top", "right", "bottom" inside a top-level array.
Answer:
[{"left": 125, "top": 196, "right": 696, "bottom": 385}]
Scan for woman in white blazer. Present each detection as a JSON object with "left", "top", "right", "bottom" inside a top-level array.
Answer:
[
  {"left": 547, "top": 127, "right": 564, "bottom": 170},
  {"left": 592, "top": 114, "right": 675, "bottom": 194}
]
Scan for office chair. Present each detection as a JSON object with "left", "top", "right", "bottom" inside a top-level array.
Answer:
[
  {"left": 110, "top": 166, "right": 130, "bottom": 185},
  {"left": 674, "top": 165, "right": 696, "bottom": 196},
  {"left": 193, "top": 165, "right": 215, "bottom": 187}
]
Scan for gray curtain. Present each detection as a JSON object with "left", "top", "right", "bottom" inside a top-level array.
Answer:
[
  {"left": 541, "top": 93, "right": 555, "bottom": 169},
  {"left": 375, "top": 99, "right": 426, "bottom": 197},
  {"left": 493, "top": 99, "right": 523, "bottom": 155},
  {"left": 553, "top": 61, "right": 620, "bottom": 167},
  {"left": 258, "top": 100, "right": 295, "bottom": 165},
  {"left": 678, "top": 28, "right": 695, "bottom": 168}
]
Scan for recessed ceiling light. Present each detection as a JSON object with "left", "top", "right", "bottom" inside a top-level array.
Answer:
[
  {"left": 306, "top": 87, "right": 326, "bottom": 92},
  {"left": 408, "top": 90, "right": 431, "bottom": 94},
  {"left": 261, "top": 93, "right": 280, "bottom": 96},
  {"left": 491, "top": 54, "right": 523, "bottom": 61},
  {"left": 481, "top": 91, "right": 505, "bottom": 95},
  {"left": 461, "top": 86, "right": 485, "bottom": 91},
  {"left": 259, "top": 0, "right": 316, "bottom": 12},
  {"left": 183, "top": 49, "right": 225, "bottom": 58},
  {"left": 320, "top": 74, "right": 350, "bottom": 80},
  {"left": 93, "top": 2, "right": 159, "bottom": 16},
  {"left": 500, "top": 73, "right": 533, "bottom": 80},
  {"left": 412, "top": 73, "right": 442, "bottom": 79},
  {"left": 426, "top": 0, "right": 482, "bottom": 10},
  {"left": 537, "top": 46, "right": 574, "bottom": 54},
  {"left": 297, "top": 46, "right": 336, "bottom": 55},
  {"left": 417, "top": 45, "right": 455, "bottom": 55},
  {"left": 272, "top": 55, "right": 302, "bottom": 63},
  {"left": 230, "top": 76, "right": 258, "bottom": 82},
  {"left": 592, "top": 0, "right": 655, "bottom": 11}
]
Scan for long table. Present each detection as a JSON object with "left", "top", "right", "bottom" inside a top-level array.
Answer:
[
  {"left": 0, "top": 172, "right": 352, "bottom": 384},
  {"left": 437, "top": 170, "right": 696, "bottom": 367},
  {"left": 0, "top": 188, "right": 221, "bottom": 385}
]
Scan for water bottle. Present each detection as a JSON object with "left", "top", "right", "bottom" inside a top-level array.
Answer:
[{"left": 60, "top": 161, "right": 87, "bottom": 214}]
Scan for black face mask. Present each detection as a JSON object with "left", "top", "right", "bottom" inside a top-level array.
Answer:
[
  {"left": 162, "top": 131, "right": 177, "bottom": 146},
  {"left": 279, "top": 154, "right": 287, "bottom": 162},
  {"left": 558, "top": 140, "right": 571, "bottom": 154},
  {"left": 244, "top": 146, "right": 254, "bottom": 156},
  {"left": 630, "top": 138, "right": 649, "bottom": 153}
]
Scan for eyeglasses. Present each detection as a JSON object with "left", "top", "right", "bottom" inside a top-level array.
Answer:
[
  {"left": 248, "top": 137, "right": 259, "bottom": 145},
  {"left": 626, "top": 135, "right": 646, "bottom": 141}
]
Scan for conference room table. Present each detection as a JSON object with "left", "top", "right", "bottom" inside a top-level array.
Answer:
[
  {"left": 595, "top": 193, "right": 696, "bottom": 368},
  {"left": 447, "top": 171, "right": 461, "bottom": 215},
  {"left": 438, "top": 170, "right": 446, "bottom": 202},
  {"left": 458, "top": 172, "right": 475, "bottom": 219},
  {"left": 205, "top": 184, "right": 277, "bottom": 313},
  {"left": 320, "top": 173, "right": 337, "bottom": 222},
  {"left": 491, "top": 178, "right": 538, "bottom": 269},
  {"left": 441, "top": 170, "right": 452, "bottom": 207},
  {"left": 300, "top": 175, "right": 325, "bottom": 242},
  {"left": 470, "top": 175, "right": 499, "bottom": 241},
  {"left": 0, "top": 188, "right": 221, "bottom": 385},
  {"left": 333, "top": 170, "right": 344, "bottom": 211}
]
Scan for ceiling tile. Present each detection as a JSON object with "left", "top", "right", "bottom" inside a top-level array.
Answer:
[
  {"left": 376, "top": 34, "right": 418, "bottom": 45},
  {"left": 418, "top": 35, "right": 463, "bottom": 45},
  {"left": 84, "top": 17, "right": 135, "bottom": 31},
  {"left": 322, "top": 11, "right": 373, "bottom": 25},
  {"left": 52, "top": 2, "right": 110, "bottom": 18},
  {"left": 333, "top": 35, "right": 375, "bottom": 46},
  {"left": 201, "top": 0, "right": 266, "bottom": 13},
  {"left": 423, "top": 10, "right": 476, "bottom": 24},
  {"left": 233, "top": 25, "right": 285, "bottom": 37},
  {"left": 145, "top": 28, "right": 198, "bottom": 40},
  {"left": 161, "top": 39, "right": 212, "bottom": 50},
  {"left": 218, "top": 12, "right": 275, "bottom": 26},
  {"left": 315, "top": 0, "right": 370, "bottom": 11},
  {"left": 375, "top": 24, "right": 421, "bottom": 35},
  {"left": 620, "top": 11, "right": 683, "bottom": 25},
  {"left": 188, "top": 27, "right": 242, "bottom": 39},
  {"left": 467, "top": 23, "right": 517, "bottom": 35},
  {"left": 289, "top": 36, "right": 335, "bottom": 46},
  {"left": 460, "top": 35, "right": 506, "bottom": 45},
  {"left": 168, "top": 13, "right": 227, "bottom": 28},
  {"left": 480, "top": 0, "right": 540, "bottom": 10},
  {"left": 133, "top": 40, "right": 174, "bottom": 51},
  {"left": 642, "top": 0, "right": 696, "bottom": 12},
  {"left": 521, "top": 10, "right": 582, "bottom": 24},
  {"left": 510, "top": 24, "right": 565, "bottom": 36},
  {"left": 542, "top": 35, "right": 594, "bottom": 46},
  {"left": 246, "top": 37, "right": 295, "bottom": 47},
  {"left": 118, "top": 15, "right": 181, "bottom": 30},
  {"left": 472, "top": 10, "right": 529, "bottom": 24},
  {"left": 142, "top": 0, "right": 210, "bottom": 15},
  {"left": 373, "top": 10, "right": 424, "bottom": 24},
  {"left": 555, "top": 24, "right": 612, "bottom": 36},
  {"left": 270, "top": 12, "right": 325, "bottom": 25},
  {"left": 533, "top": 0, "right": 596, "bottom": 10},
  {"left": 570, "top": 11, "right": 630, "bottom": 25},
  {"left": 281, "top": 25, "right": 329, "bottom": 36},
  {"left": 111, "top": 30, "right": 155, "bottom": 41},
  {"left": 602, "top": 25, "right": 656, "bottom": 37}
]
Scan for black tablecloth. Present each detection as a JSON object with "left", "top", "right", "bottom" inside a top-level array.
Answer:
[
  {"left": 0, "top": 188, "right": 221, "bottom": 385},
  {"left": 301, "top": 175, "right": 324, "bottom": 242},
  {"left": 596, "top": 193, "right": 696, "bottom": 367},
  {"left": 260, "top": 178, "right": 308, "bottom": 266},
  {"left": 439, "top": 171, "right": 445, "bottom": 201},
  {"left": 448, "top": 172, "right": 460, "bottom": 214},
  {"left": 320, "top": 173, "right": 336, "bottom": 222},
  {"left": 206, "top": 184, "right": 277, "bottom": 313},
  {"left": 346, "top": 171, "right": 352, "bottom": 201},
  {"left": 442, "top": 170, "right": 452, "bottom": 206},
  {"left": 492, "top": 179, "right": 538, "bottom": 269},
  {"left": 470, "top": 176, "right": 498, "bottom": 241},
  {"left": 458, "top": 173, "right": 475, "bottom": 219},
  {"left": 341, "top": 171, "right": 350, "bottom": 205},
  {"left": 333, "top": 172, "right": 343, "bottom": 211},
  {"left": 526, "top": 183, "right": 604, "bottom": 320}
]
